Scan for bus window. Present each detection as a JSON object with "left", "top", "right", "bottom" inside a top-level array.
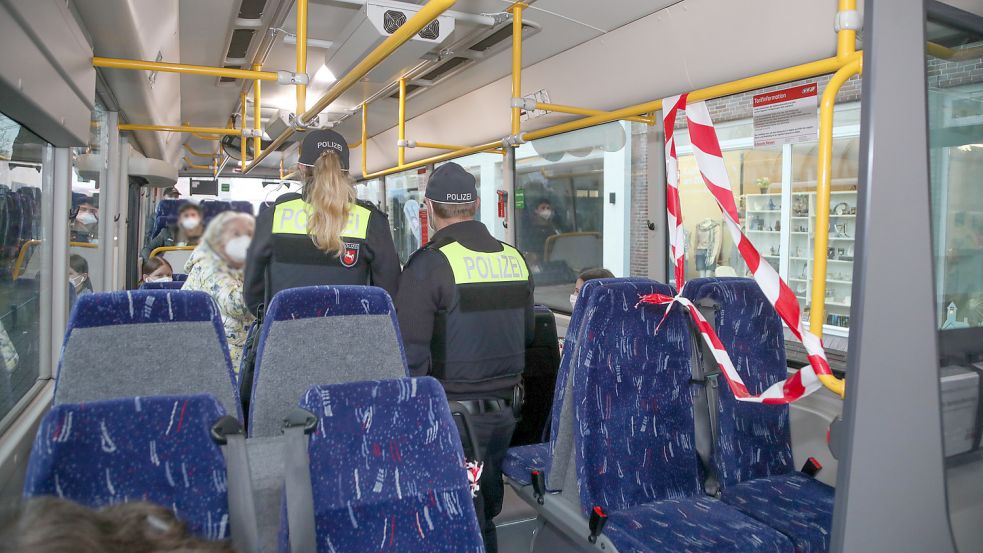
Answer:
[
  {"left": 355, "top": 178, "right": 384, "bottom": 212},
  {"left": 926, "top": 19, "right": 983, "bottom": 553},
  {"left": 385, "top": 167, "right": 427, "bottom": 264},
  {"left": 0, "top": 112, "right": 47, "bottom": 425},
  {"left": 515, "top": 121, "right": 632, "bottom": 311}
]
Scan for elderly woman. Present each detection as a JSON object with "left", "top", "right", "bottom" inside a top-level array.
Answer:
[{"left": 183, "top": 211, "right": 256, "bottom": 370}]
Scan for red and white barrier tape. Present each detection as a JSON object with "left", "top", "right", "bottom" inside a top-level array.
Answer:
[
  {"left": 664, "top": 95, "right": 687, "bottom": 289},
  {"left": 646, "top": 96, "right": 832, "bottom": 404}
]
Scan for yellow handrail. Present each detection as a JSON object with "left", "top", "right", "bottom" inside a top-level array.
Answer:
[
  {"left": 183, "top": 143, "right": 215, "bottom": 157},
  {"left": 240, "top": 92, "right": 248, "bottom": 170},
  {"left": 120, "top": 124, "right": 243, "bottom": 135},
  {"left": 93, "top": 56, "right": 279, "bottom": 81},
  {"left": 398, "top": 78, "right": 407, "bottom": 166},
  {"left": 510, "top": 3, "right": 525, "bottom": 138},
  {"left": 149, "top": 245, "right": 196, "bottom": 259},
  {"left": 11, "top": 240, "right": 41, "bottom": 280},
  {"left": 183, "top": 156, "right": 213, "bottom": 171},
  {"left": 296, "top": 0, "right": 308, "bottom": 116},
  {"left": 253, "top": 64, "right": 263, "bottom": 159},
  {"left": 242, "top": 0, "right": 459, "bottom": 175},
  {"left": 536, "top": 102, "right": 655, "bottom": 125}
]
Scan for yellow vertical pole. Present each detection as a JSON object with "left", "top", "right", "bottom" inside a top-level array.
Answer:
[
  {"left": 240, "top": 92, "right": 247, "bottom": 170},
  {"left": 279, "top": 159, "right": 284, "bottom": 180},
  {"left": 837, "top": 0, "right": 857, "bottom": 63},
  {"left": 296, "top": 0, "right": 308, "bottom": 117},
  {"left": 510, "top": 3, "right": 525, "bottom": 138},
  {"left": 809, "top": 57, "right": 862, "bottom": 338},
  {"left": 361, "top": 104, "right": 368, "bottom": 178},
  {"left": 252, "top": 64, "right": 262, "bottom": 159},
  {"left": 398, "top": 78, "right": 407, "bottom": 166}
]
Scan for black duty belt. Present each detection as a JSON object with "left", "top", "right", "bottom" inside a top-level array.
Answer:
[{"left": 455, "top": 398, "right": 508, "bottom": 414}]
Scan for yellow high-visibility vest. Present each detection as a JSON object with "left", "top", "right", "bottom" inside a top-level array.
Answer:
[
  {"left": 438, "top": 241, "right": 529, "bottom": 284},
  {"left": 271, "top": 199, "right": 370, "bottom": 240}
]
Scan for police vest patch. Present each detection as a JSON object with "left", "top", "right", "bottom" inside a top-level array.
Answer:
[{"left": 341, "top": 242, "right": 360, "bottom": 268}]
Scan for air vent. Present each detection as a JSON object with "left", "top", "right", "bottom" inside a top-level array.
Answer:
[
  {"left": 420, "top": 56, "right": 468, "bottom": 81},
  {"left": 383, "top": 10, "right": 407, "bottom": 34},
  {"left": 470, "top": 23, "right": 532, "bottom": 52},
  {"left": 418, "top": 20, "right": 439, "bottom": 40},
  {"left": 219, "top": 66, "right": 242, "bottom": 83},
  {"left": 227, "top": 29, "right": 254, "bottom": 59},
  {"left": 238, "top": 0, "right": 266, "bottom": 19},
  {"left": 389, "top": 83, "right": 423, "bottom": 99}
]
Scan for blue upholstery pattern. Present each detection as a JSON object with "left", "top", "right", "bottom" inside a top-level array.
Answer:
[
  {"left": 24, "top": 395, "right": 231, "bottom": 540},
  {"left": 229, "top": 201, "right": 254, "bottom": 215},
  {"left": 502, "top": 442, "right": 551, "bottom": 486},
  {"left": 282, "top": 378, "right": 484, "bottom": 553},
  {"left": 572, "top": 279, "right": 700, "bottom": 513},
  {"left": 201, "top": 200, "right": 231, "bottom": 221},
  {"left": 720, "top": 474, "right": 834, "bottom": 553},
  {"left": 682, "top": 277, "right": 795, "bottom": 486},
  {"left": 605, "top": 496, "right": 793, "bottom": 553},
  {"left": 155, "top": 199, "right": 185, "bottom": 218},
  {"left": 173, "top": 273, "right": 189, "bottom": 282},
  {"left": 140, "top": 281, "right": 185, "bottom": 290}
]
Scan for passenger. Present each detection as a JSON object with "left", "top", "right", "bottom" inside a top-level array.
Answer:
[
  {"left": 521, "top": 198, "right": 563, "bottom": 266},
  {"left": 162, "top": 186, "right": 182, "bottom": 199},
  {"left": 183, "top": 212, "right": 255, "bottom": 369},
  {"left": 142, "top": 203, "right": 204, "bottom": 259},
  {"left": 68, "top": 254, "right": 93, "bottom": 296},
  {"left": 0, "top": 496, "right": 237, "bottom": 553},
  {"left": 395, "top": 162, "right": 535, "bottom": 553},
  {"left": 70, "top": 197, "right": 99, "bottom": 243},
  {"left": 243, "top": 129, "right": 400, "bottom": 315},
  {"left": 140, "top": 256, "right": 174, "bottom": 285},
  {"left": 569, "top": 267, "right": 614, "bottom": 309}
]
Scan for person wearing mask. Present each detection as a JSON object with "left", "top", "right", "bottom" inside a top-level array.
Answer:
[
  {"left": 142, "top": 203, "right": 205, "bottom": 259},
  {"left": 243, "top": 129, "right": 400, "bottom": 315},
  {"left": 183, "top": 212, "right": 255, "bottom": 369},
  {"left": 569, "top": 267, "right": 615, "bottom": 309},
  {"left": 140, "top": 257, "right": 174, "bottom": 285},
  {"left": 163, "top": 186, "right": 182, "bottom": 199},
  {"left": 395, "top": 162, "right": 535, "bottom": 552},
  {"left": 68, "top": 254, "right": 93, "bottom": 296},
  {"left": 521, "top": 198, "right": 564, "bottom": 268},
  {"left": 70, "top": 198, "right": 99, "bottom": 243}
]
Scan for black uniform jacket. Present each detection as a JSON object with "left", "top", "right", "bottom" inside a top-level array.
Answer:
[
  {"left": 243, "top": 193, "right": 400, "bottom": 315},
  {"left": 396, "top": 220, "right": 535, "bottom": 397}
]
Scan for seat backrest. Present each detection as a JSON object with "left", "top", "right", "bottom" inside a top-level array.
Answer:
[
  {"left": 55, "top": 290, "right": 241, "bottom": 419},
  {"left": 172, "top": 273, "right": 189, "bottom": 282},
  {"left": 546, "top": 276, "right": 652, "bottom": 490},
  {"left": 229, "top": 201, "right": 254, "bottom": 215},
  {"left": 573, "top": 279, "right": 702, "bottom": 514},
  {"left": 24, "top": 395, "right": 230, "bottom": 540},
  {"left": 201, "top": 200, "right": 231, "bottom": 222},
  {"left": 511, "top": 305, "right": 560, "bottom": 446},
  {"left": 154, "top": 248, "right": 195, "bottom": 273},
  {"left": 155, "top": 198, "right": 185, "bottom": 219},
  {"left": 287, "top": 377, "right": 483, "bottom": 552},
  {"left": 140, "top": 281, "right": 184, "bottom": 290},
  {"left": 150, "top": 214, "right": 177, "bottom": 243},
  {"left": 681, "top": 277, "right": 794, "bottom": 488},
  {"left": 248, "top": 286, "right": 407, "bottom": 437}
]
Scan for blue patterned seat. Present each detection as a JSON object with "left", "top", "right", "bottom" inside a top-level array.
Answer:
[
  {"left": 201, "top": 200, "right": 231, "bottom": 223},
  {"left": 140, "top": 280, "right": 184, "bottom": 290},
  {"left": 248, "top": 285, "right": 407, "bottom": 437},
  {"left": 54, "top": 290, "right": 241, "bottom": 420},
  {"left": 502, "top": 277, "right": 653, "bottom": 490},
  {"left": 682, "top": 278, "right": 834, "bottom": 553},
  {"left": 282, "top": 378, "right": 483, "bottom": 553},
  {"left": 24, "top": 395, "right": 231, "bottom": 540},
  {"left": 573, "top": 280, "right": 794, "bottom": 553},
  {"left": 173, "top": 273, "right": 189, "bottom": 282},
  {"left": 229, "top": 201, "right": 255, "bottom": 215}
]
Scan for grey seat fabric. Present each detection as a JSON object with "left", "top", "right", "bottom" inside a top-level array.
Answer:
[
  {"left": 54, "top": 291, "right": 241, "bottom": 419},
  {"left": 247, "top": 286, "right": 407, "bottom": 437}
]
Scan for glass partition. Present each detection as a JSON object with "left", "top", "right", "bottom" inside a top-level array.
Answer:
[
  {"left": 436, "top": 151, "right": 504, "bottom": 240},
  {"left": 0, "top": 112, "right": 48, "bottom": 424},
  {"left": 926, "top": 17, "right": 983, "bottom": 553},
  {"left": 385, "top": 166, "right": 428, "bottom": 264}
]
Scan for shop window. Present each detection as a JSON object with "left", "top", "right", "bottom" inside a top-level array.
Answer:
[
  {"left": 385, "top": 167, "right": 428, "bottom": 264},
  {"left": 0, "top": 112, "right": 48, "bottom": 424},
  {"left": 515, "top": 121, "right": 632, "bottom": 312}
]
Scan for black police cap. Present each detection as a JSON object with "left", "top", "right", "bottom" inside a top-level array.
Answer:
[
  {"left": 298, "top": 129, "right": 350, "bottom": 170},
  {"left": 425, "top": 162, "right": 477, "bottom": 204}
]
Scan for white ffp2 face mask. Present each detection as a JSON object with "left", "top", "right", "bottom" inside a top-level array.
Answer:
[
  {"left": 145, "top": 276, "right": 173, "bottom": 283},
  {"left": 77, "top": 212, "right": 97, "bottom": 226},
  {"left": 225, "top": 236, "right": 251, "bottom": 263},
  {"left": 570, "top": 294, "right": 578, "bottom": 309},
  {"left": 180, "top": 217, "right": 200, "bottom": 231}
]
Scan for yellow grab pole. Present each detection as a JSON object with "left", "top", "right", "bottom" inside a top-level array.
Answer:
[
  {"left": 279, "top": 159, "right": 284, "bottom": 180},
  {"left": 364, "top": 141, "right": 501, "bottom": 180},
  {"left": 536, "top": 103, "right": 655, "bottom": 124},
  {"left": 183, "top": 143, "right": 213, "bottom": 157},
  {"left": 253, "top": 64, "right": 263, "bottom": 159},
  {"left": 523, "top": 55, "right": 849, "bottom": 142},
  {"left": 810, "top": 57, "right": 863, "bottom": 340},
  {"left": 837, "top": 0, "right": 857, "bottom": 63},
  {"left": 283, "top": 170, "right": 298, "bottom": 180},
  {"left": 412, "top": 142, "right": 469, "bottom": 151},
  {"left": 119, "top": 123, "right": 243, "bottom": 135},
  {"left": 240, "top": 93, "right": 248, "bottom": 170},
  {"left": 510, "top": 3, "right": 525, "bottom": 138},
  {"left": 398, "top": 78, "right": 407, "bottom": 166},
  {"left": 183, "top": 156, "right": 212, "bottom": 170},
  {"left": 244, "top": 0, "right": 459, "bottom": 174},
  {"left": 93, "top": 57, "right": 279, "bottom": 81},
  {"left": 296, "top": 0, "right": 308, "bottom": 116},
  {"left": 361, "top": 103, "right": 368, "bottom": 178}
]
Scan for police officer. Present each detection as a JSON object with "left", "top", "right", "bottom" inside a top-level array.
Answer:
[
  {"left": 395, "top": 162, "right": 534, "bottom": 553},
  {"left": 244, "top": 129, "right": 400, "bottom": 315}
]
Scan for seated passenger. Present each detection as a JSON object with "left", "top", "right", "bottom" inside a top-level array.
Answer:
[
  {"left": 163, "top": 186, "right": 182, "bottom": 199},
  {"left": 183, "top": 212, "right": 256, "bottom": 369},
  {"left": 68, "top": 254, "right": 93, "bottom": 296},
  {"left": 570, "top": 267, "right": 614, "bottom": 309},
  {"left": 142, "top": 203, "right": 205, "bottom": 259},
  {"left": 140, "top": 257, "right": 174, "bottom": 285},
  {"left": 1, "top": 496, "right": 237, "bottom": 553},
  {"left": 70, "top": 197, "right": 99, "bottom": 243}
]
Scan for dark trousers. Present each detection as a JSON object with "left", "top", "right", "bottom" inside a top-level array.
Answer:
[{"left": 455, "top": 407, "right": 516, "bottom": 553}]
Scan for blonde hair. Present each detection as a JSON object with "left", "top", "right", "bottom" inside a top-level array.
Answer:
[{"left": 303, "top": 151, "right": 356, "bottom": 257}]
